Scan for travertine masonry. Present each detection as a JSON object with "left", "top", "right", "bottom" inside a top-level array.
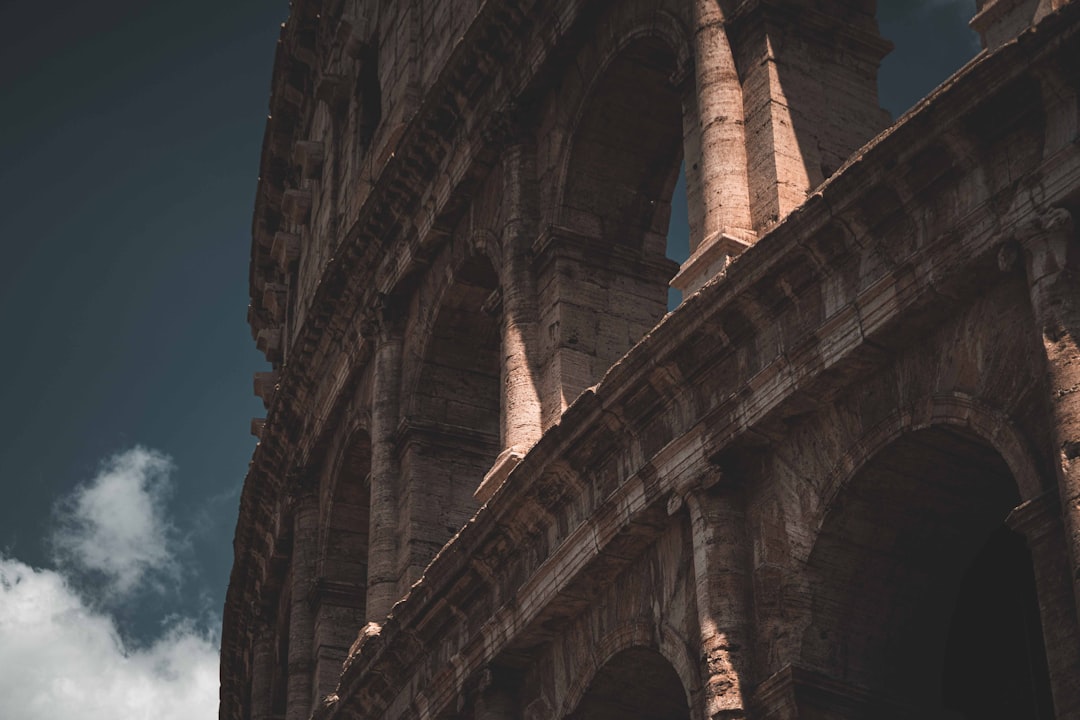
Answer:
[{"left": 223, "top": 2, "right": 1080, "bottom": 719}]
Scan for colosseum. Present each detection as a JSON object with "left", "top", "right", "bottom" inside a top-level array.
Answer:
[{"left": 221, "top": 0, "right": 1080, "bottom": 717}]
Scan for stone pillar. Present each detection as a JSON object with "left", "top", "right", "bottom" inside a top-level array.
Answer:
[
  {"left": 312, "top": 579, "right": 367, "bottom": 705},
  {"left": 1008, "top": 491, "right": 1080, "bottom": 717},
  {"left": 1020, "top": 208, "right": 1080, "bottom": 628},
  {"left": 728, "top": 0, "right": 890, "bottom": 233},
  {"left": 478, "top": 141, "right": 543, "bottom": 503},
  {"left": 682, "top": 483, "right": 753, "bottom": 719},
  {"left": 970, "top": 0, "right": 1066, "bottom": 50},
  {"left": 672, "top": 0, "right": 754, "bottom": 297},
  {"left": 250, "top": 617, "right": 275, "bottom": 720},
  {"left": 366, "top": 303, "right": 404, "bottom": 622},
  {"left": 533, "top": 225, "right": 679, "bottom": 429},
  {"left": 286, "top": 494, "right": 318, "bottom": 720}
]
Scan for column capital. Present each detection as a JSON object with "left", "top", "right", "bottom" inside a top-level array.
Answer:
[
  {"left": 359, "top": 292, "right": 406, "bottom": 343},
  {"left": 1016, "top": 207, "right": 1075, "bottom": 284},
  {"left": 284, "top": 469, "right": 320, "bottom": 504},
  {"left": 1007, "top": 490, "right": 1064, "bottom": 545},
  {"left": 667, "top": 466, "right": 731, "bottom": 516},
  {"left": 483, "top": 100, "right": 538, "bottom": 150},
  {"left": 1016, "top": 206, "right": 1074, "bottom": 240}
]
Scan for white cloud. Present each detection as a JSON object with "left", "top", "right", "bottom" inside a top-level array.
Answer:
[
  {"left": 51, "top": 447, "right": 182, "bottom": 600},
  {"left": 0, "top": 446, "right": 221, "bottom": 719},
  {"left": 0, "top": 557, "right": 219, "bottom": 720}
]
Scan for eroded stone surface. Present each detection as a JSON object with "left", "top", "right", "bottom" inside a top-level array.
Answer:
[{"left": 223, "top": 2, "right": 1080, "bottom": 720}]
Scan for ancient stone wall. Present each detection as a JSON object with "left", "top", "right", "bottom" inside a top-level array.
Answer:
[{"left": 224, "top": 2, "right": 1080, "bottom": 719}]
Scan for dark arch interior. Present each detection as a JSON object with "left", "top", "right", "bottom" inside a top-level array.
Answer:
[
  {"left": 567, "top": 647, "right": 690, "bottom": 720},
  {"left": 406, "top": 253, "right": 501, "bottom": 548},
  {"left": 941, "top": 524, "right": 1053, "bottom": 718},
  {"left": 555, "top": 36, "right": 685, "bottom": 391},
  {"left": 324, "top": 432, "right": 371, "bottom": 591},
  {"left": 564, "top": 36, "right": 683, "bottom": 256},
  {"left": 314, "top": 431, "right": 372, "bottom": 699},
  {"left": 415, "top": 254, "right": 501, "bottom": 448},
  {"left": 804, "top": 427, "right": 1052, "bottom": 718}
]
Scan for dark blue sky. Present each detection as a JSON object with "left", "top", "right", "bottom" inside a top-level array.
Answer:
[
  {"left": 0, "top": 0, "right": 284, "bottom": 635},
  {"left": 0, "top": 0, "right": 978, "bottom": 654}
]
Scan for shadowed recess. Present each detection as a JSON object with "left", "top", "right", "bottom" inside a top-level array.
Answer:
[
  {"left": 567, "top": 647, "right": 690, "bottom": 720},
  {"left": 804, "top": 427, "right": 1052, "bottom": 718}
]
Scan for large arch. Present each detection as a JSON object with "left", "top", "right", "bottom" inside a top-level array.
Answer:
[
  {"left": 539, "top": 27, "right": 685, "bottom": 410},
  {"left": 565, "top": 646, "right": 691, "bottom": 720},
  {"left": 398, "top": 250, "right": 502, "bottom": 585},
  {"left": 555, "top": 611, "right": 704, "bottom": 720},
  {"left": 541, "top": 4, "right": 692, "bottom": 224},
  {"left": 555, "top": 24, "right": 688, "bottom": 249},
  {"left": 558, "top": 32, "right": 683, "bottom": 259},
  {"left": 811, "top": 393, "right": 1049, "bottom": 521},
  {"left": 313, "top": 429, "right": 372, "bottom": 702},
  {"left": 407, "top": 251, "right": 501, "bottom": 455},
  {"left": 800, "top": 424, "right": 1054, "bottom": 717}
]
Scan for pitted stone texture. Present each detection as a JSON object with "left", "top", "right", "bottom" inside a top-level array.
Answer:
[{"left": 222, "top": 3, "right": 1080, "bottom": 720}]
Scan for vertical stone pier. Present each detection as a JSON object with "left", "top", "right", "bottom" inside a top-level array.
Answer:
[
  {"left": 285, "top": 494, "right": 317, "bottom": 720},
  {"left": 479, "top": 140, "right": 543, "bottom": 502},
  {"left": 1021, "top": 208, "right": 1080, "bottom": 627},
  {"left": 365, "top": 306, "right": 404, "bottom": 622}
]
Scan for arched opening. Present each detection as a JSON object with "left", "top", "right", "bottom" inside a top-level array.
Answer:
[
  {"left": 313, "top": 431, "right": 371, "bottom": 701},
  {"left": 412, "top": 253, "right": 501, "bottom": 454},
  {"left": 563, "top": 37, "right": 684, "bottom": 256},
  {"left": 802, "top": 427, "right": 1053, "bottom": 718},
  {"left": 401, "top": 253, "right": 501, "bottom": 580},
  {"left": 549, "top": 36, "right": 683, "bottom": 399},
  {"left": 941, "top": 524, "right": 1053, "bottom": 718},
  {"left": 567, "top": 647, "right": 690, "bottom": 720}
]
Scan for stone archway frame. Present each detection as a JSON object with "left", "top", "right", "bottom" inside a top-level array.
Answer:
[
  {"left": 316, "top": 422, "right": 374, "bottom": 570},
  {"left": 311, "top": 422, "right": 374, "bottom": 701},
  {"left": 809, "top": 389, "right": 1046, "bottom": 547},
  {"left": 548, "top": 2, "right": 692, "bottom": 231},
  {"left": 777, "top": 389, "right": 1053, "bottom": 715},
  {"left": 557, "top": 619, "right": 704, "bottom": 720},
  {"left": 399, "top": 231, "right": 502, "bottom": 420}
]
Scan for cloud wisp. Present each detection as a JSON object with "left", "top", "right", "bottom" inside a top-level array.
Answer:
[
  {"left": 50, "top": 446, "right": 183, "bottom": 601},
  {"left": 0, "top": 446, "right": 220, "bottom": 720},
  {"left": 0, "top": 558, "right": 220, "bottom": 720}
]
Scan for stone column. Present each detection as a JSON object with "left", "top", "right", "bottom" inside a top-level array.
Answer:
[
  {"left": 286, "top": 493, "right": 318, "bottom": 720},
  {"left": 478, "top": 141, "right": 543, "bottom": 503},
  {"left": 1008, "top": 491, "right": 1080, "bottom": 717},
  {"left": 1020, "top": 208, "right": 1080, "bottom": 628},
  {"left": 366, "top": 302, "right": 404, "bottom": 621},
  {"left": 672, "top": 0, "right": 754, "bottom": 297},
  {"left": 249, "top": 616, "right": 275, "bottom": 720},
  {"left": 681, "top": 482, "right": 753, "bottom": 719}
]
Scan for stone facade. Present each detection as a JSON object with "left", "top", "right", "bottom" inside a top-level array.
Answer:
[{"left": 223, "top": 1, "right": 1080, "bottom": 718}]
